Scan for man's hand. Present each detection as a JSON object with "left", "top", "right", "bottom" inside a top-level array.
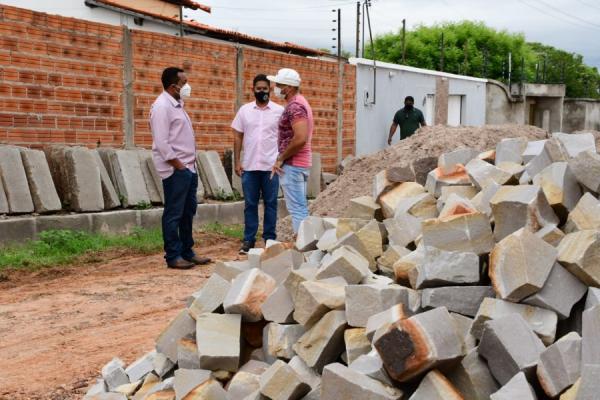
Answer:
[
  {"left": 270, "top": 159, "right": 284, "bottom": 180},
  {"left": 387, "top": 135, "right": 393, "bottom": 145},
  {"left": 235, "top": 164, "right": 243, "bottom": 177},
  {"left": 168, "top": 158, "right": 187, "bottom": 170}
]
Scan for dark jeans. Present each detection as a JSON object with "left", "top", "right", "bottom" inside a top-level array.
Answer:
[
  {"left": 162, "top": 168, "right": 197, "bottom": 263},
  {"left": 241, "top": 170, "right": 279, "bottom": 243}
]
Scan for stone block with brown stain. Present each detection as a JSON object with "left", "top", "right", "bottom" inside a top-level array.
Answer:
[
  {"left": 490, "top": 184, "right": 559, "bottom": 241},
  {"left": 425, "top": 165, "right": 472, "bottom": 198},
  {"left": 489, "top": 227, "right": 557, "bottom": 302},
  {"left": 259, "top": 360, "right": 311, "bottom": 400},
  {"left": 558, "top": 230, "right": 600, "bottom": 287},
  {"left": 438, "top": 193, "right": 478, "bottom": 220},
  {"left": 446, "top": 348, "right": 499, "bottom": 400},
  {"left": 374, "top": 307, "right": 464, "bottom": 382},
  {"left": 393, "top": 246, "right": 425, "bottom": 285},
  {"left": 321, "top": 362, "right": 404, "bottom": 400},
  {"left": 438, "top": 147, "right": 480, "bottom": 176},
  {"left": 223, "top": 268, "right": 277, "bottom": 322}
]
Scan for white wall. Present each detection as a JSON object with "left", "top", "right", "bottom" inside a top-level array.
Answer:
[
  {"left": 1, "top": 0, "right": 179, "bottom": 35},
  {"left": 351, "top": 58, "right": 487, "bottom": 157}
]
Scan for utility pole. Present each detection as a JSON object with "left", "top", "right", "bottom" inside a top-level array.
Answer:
[
  {"left": 483, "top": 47, "right": 488, "bottom": 78},
  {"left": 337, "top": 9, "right": 341, "bottom": 59},
  {"left": 521, "top": 56, "right": 525, "bottom": 84},
  {"left": 356, "top": 2, "right": 360, "bottom": 58},
  {"left": 543, "top": 55, "right": 547, "bottom": 83},
  {"left": 561, "top": 61, "right": 565, "bottom": 83},
  {"left": 401, "top": 19, "right": 406, "bottom": 63},
  {"left": 179, "top": 5, "right": 184, "bottom": 38},
  {"left": 508, "top": 52, "right": 512, "bottom": 92},
  {"left": 361, "top": 1, "right": 366, "bottom": 57},
  {"left": 535, "top": 62, "right": 540, "bottom": 83},
  {"left": 439, "top": 32, "right": 445, "bottom": 72}
]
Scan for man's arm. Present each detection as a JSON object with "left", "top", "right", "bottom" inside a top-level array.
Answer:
[
  {"left": 388, "top": 122, "right": 398, "bottom": 145},
  {"left": 419, "top": 111, "right": 427, "bottom": 127},
  {"left": 233, "top": 129, "right": 244, "bottom": 177},
  {"left": 278, "top": 120, "right": 308, "bottom": 161},
  {"left": 150, "top": 105, "right": 186, "bottom": 170}
]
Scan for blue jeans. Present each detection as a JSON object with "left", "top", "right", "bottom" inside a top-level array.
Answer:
[
  {"left": 162, "top": 168, "right": 197, "bottom": 264},
  {"left": 280, "top": 164, "right": 309, "bottom": 233},
  {"left": 241, "top": 171, "right": 279, "bottom": 243}
]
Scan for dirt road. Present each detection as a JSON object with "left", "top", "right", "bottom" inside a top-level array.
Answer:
[{"left": 0, "top": 232, "right": 241, "bottom": 400}]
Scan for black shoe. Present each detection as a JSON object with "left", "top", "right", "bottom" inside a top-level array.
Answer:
[
  {"left": 167, "top": 257, "right": 195, "bottom": 270},
  {"left": 184, "top": 255, "right": 212, "bottom": 265},
  {"left": 239, "top": 241, "right": 255, "bottom": 255}
]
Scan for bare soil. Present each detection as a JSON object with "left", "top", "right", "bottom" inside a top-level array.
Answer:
[{"left": 0, "top": 232, "right": 242, "bottom": 400}]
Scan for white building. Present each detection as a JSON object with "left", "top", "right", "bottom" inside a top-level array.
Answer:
[{"left": 351, "top": 58, "right": 488, "bottom": 156}]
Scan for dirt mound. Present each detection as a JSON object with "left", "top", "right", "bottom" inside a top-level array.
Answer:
[{"left": 277, "top": 124, "right": 548, "bottom": 241}]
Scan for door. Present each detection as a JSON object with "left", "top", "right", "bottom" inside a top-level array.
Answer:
[
  {"left": 424, "top": 94, "right": 435, "bottom": 126},
  {"left": 448, "top": 95, "right": 463, "bottom": 126}
]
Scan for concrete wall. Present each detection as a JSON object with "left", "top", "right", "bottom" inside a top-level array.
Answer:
[
  {"left": 485, "top": 81, "right": 526, "bottom": 125},
  {"left": 351, "top": 58, "right": 487, "bottom": 157},
  {"left": 563, "top": 99, "right": 600, "bottom": 132}
]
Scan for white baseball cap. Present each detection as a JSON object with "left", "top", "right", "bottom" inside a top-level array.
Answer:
[{"left": 267, "top": 68, "right": 301, "bottom": 87}]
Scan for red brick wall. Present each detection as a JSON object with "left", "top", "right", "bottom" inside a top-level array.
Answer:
[{"left": 0, "top": 4, "right": 356, "bottom": 172}]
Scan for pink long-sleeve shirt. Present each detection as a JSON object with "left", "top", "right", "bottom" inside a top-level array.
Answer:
[{"left": 150, "top": 91, "right": 197, "bottom": 179}]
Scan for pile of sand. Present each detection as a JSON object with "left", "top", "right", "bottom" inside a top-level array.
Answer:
[{"left": 277, "top": 124, "right": 549, "bottom": 240}]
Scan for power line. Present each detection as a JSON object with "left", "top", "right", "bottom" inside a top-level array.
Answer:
[
  {"left": 528, "top": 0, "right": 600, "bottom": 30},
  {"left": 517, "top": 0, "right": 600, "bottom": 31},
  {"left": 210, "top": 1, "right": 357, "bottom": 12},
  {"left": 574, "top": 0, "right": 600, "bottom": 12}
]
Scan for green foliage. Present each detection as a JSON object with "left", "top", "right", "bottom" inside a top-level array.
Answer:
[
  {"left": 366, "top": 21, "right": 600, "bottom": 98},
  {"left": 212, "top": 189, "right": 243, "bottom": 202},
  {"left": 200, "top": 222, "right": 245, "bottom": 240},
  {"left": 134, "top": 201, "right": 153, "bottom": 210},
  {"left": 0, "top": 228, "right": 163, "bottom": 271}
]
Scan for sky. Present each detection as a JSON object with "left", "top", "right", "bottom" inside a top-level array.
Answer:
[{"left": 188, "top": 0, "right": 600, "bottom": 70}]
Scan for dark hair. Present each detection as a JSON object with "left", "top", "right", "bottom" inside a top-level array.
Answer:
[
  {"left": 405, "top": 96, "right": 414, "bottom": 102},
  {"left": 253, "top": 74, "right": 270, "bottom": 87},
  {"left": 161, "top": 67, "right": 184, "bottom": 90}
]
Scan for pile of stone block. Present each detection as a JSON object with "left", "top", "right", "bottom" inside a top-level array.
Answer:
[
  {"left": 86, "top": 132, "right": 600, "bottom": 399},
  {"left": 0, "top": 144, "right": 242, "bottom": 215}
]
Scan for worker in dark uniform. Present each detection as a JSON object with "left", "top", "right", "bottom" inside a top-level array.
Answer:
[{"left": 387, "top": 96, "right": 426, "bottom": 145}]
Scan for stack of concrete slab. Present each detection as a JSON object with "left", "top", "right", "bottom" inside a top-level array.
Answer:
[
  {"left": 87, "top": 132, "right": 600, "bottom": 399},
  {"left": 97, "top": 148, "right": 151, "bottom": 208},
  {"left": 45, "top": 145, "right": 105, "bottom": 212},
  {"left": 197, "top": 150, "right": 233, "bottom": 199}
]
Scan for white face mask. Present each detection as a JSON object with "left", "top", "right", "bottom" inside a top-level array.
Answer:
[
  {"left": 179, "top": 83, "right": 192, "bottom": 98},
  {"left": 274, "top": 86, "right": 285, "bottom": 99}
]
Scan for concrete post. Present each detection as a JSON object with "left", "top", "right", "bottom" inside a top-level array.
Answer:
[
  {"left": 235, "top": 46, "right": 244, "bottom": 112},
  {"left": 336, "top": 61, "right": 344, "bottom": 165},
  {"left": 434, "top": 77, "right": 449, "bottom": 125},
  {"left": 121, "top": 26, "right": 135, "bottom": 149}
]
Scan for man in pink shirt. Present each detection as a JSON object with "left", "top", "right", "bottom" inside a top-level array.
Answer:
[
  {"left": 267, "top": 68, "right": 313, "bottom": 234},
  {"left": 150, "top": 67, "right": 210, "bottom": 269},
  {"left": 232, "top": 74, "right": 284, "bottom": 254}
]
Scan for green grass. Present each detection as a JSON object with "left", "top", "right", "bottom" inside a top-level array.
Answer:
[
  {"left": 0, "top": 222, "right": 249, "bottom": 272},
  {"left": 200, "top": 222, "right": 245, "bottom": 240},
  {"left": 0, "top": 228, "right": 164, "bottom": 272}
]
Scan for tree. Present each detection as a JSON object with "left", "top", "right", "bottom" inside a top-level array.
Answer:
[{"left": 366, "top": 21, "right": 600, "bottom": 99}]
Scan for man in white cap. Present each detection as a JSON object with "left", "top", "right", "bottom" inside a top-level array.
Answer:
[{"left": 267, "top": 68, "right": 313, "bottom": 234}]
